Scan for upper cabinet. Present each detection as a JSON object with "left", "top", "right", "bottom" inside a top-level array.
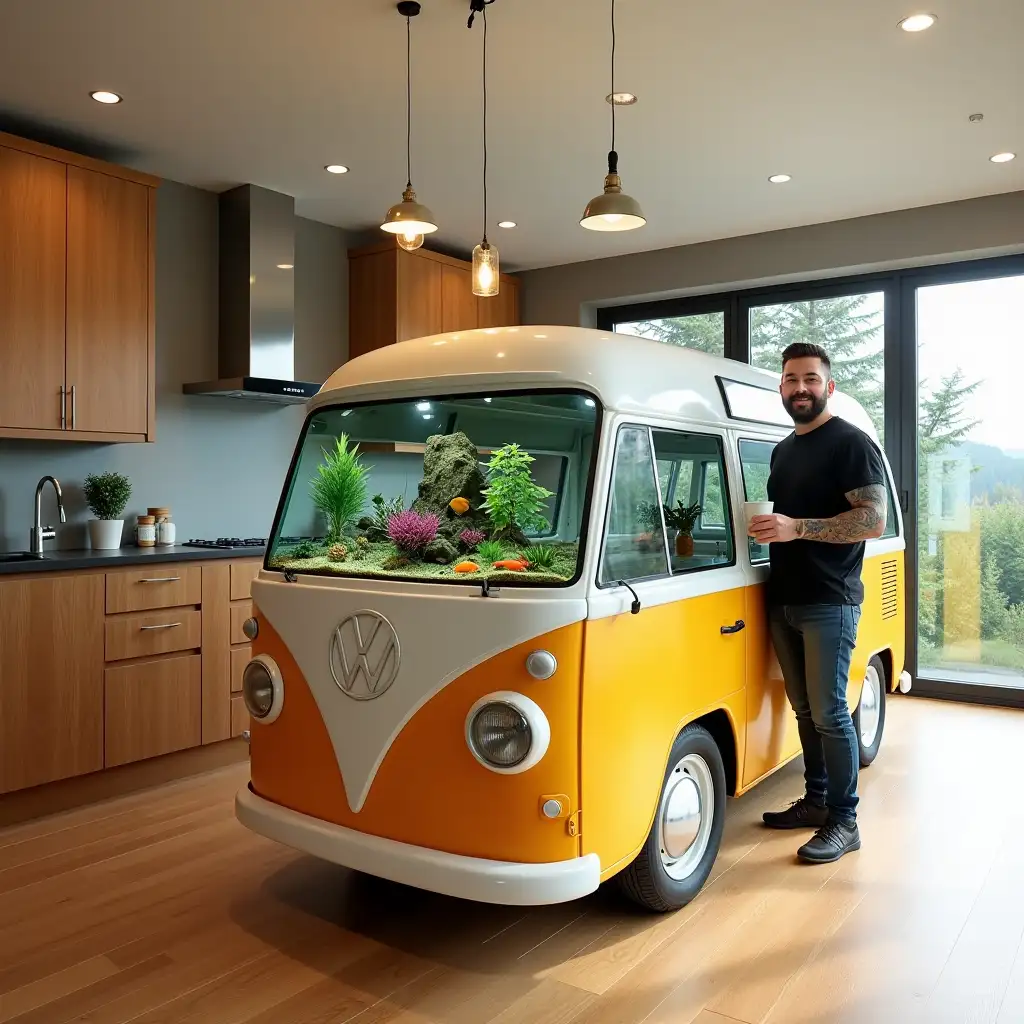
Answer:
[
  {"left": 348, "top": 242, "right": 519, "bottom": 360},
  {"left": 0, "top": 132, "right": 158, "bottom": 443}
]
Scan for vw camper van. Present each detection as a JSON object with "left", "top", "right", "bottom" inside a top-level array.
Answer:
[{"left": 235, "top": 325, "right": 908, "bottom": 912}]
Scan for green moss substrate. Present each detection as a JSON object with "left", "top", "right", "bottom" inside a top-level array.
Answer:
[{"left": 268, "top": 540, "right": 580, "bottom": 584}]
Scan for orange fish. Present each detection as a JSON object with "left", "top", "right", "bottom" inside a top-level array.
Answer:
[
  {"left": 449, "top": 497, "right": 470, "bottom": 515},
  {"left": 493, "top": 559, "right": 528, "bottom": 572},
  {"left": 454, "top": 561, "right": 479, "bottom": 573}
]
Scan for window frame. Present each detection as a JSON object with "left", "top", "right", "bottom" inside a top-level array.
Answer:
[
  {"left": 596, "top": 422, "right": 738, "bottom": 589},
  {"left": 596, "top": 293, "right": 739, "bottom": 361},
  {"left": 737, "top": 436, "right": 778, "bottom": 565}
]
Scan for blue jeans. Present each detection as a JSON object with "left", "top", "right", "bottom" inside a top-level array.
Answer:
[{"left": 769, "top": 604, "right": 861, "bottom": 825}]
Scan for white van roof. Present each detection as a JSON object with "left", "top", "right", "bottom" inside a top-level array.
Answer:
[{"left": 316, "top": 324, "right": 879, "bottom": 443}]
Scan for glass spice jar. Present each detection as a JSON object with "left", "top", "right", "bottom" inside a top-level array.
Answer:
[{"left": 136, "top": 515, "right": 156, "bottom": 547}]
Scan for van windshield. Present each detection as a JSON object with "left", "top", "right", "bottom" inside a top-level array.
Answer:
[{"left": 266, "top": 390, "right": 599, "bottom": 586}]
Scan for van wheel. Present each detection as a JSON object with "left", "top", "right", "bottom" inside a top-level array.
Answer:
[
  {"left": 853, "top": 655, "right": 886, "bottom": 767},
  {"left": 617, "top": 723, "right": 726, "bottom": 913}
]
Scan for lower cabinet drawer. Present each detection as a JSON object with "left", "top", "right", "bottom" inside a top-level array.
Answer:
[
  {"left": 231, "top": 696, "right": 250, "bottom": 738},
  {"left": 105, "top": 654, "right": 202, "bottom": 768},
  {"left": 105, "top": 608, "right": 201, "bottom": 662}
]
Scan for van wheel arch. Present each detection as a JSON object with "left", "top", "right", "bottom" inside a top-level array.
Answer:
[{"left": 616, "top": 718, "right": 729, "bottom": 913}]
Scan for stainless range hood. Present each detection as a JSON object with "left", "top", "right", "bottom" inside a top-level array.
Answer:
[{"left": 183, "top": 184, "right": 321, "bottom": 405}]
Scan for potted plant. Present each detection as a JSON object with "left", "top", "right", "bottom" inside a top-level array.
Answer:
[
  {"left": 83, "top": 471, "right": 132, "bottom": 550},
  {"left": 663, "top": 500, "right": 702, "bottom": 558}
]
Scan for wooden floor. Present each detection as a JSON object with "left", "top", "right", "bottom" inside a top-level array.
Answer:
[{"left": 2, "top": 696, "right": 1023, "bottom": 1024}]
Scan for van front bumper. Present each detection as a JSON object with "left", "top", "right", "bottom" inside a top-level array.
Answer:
[{"left": 235, "top": 784, "right": 601, "bottom": 906}]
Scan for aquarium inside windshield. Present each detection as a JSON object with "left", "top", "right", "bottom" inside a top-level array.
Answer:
[{"left": 267, "top": 390, "right": 599, "bottom": 585}]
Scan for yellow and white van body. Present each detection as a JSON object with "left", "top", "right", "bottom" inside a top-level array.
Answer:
[{"left": 236, "top": 325, "right": 906, "bottom": 911}]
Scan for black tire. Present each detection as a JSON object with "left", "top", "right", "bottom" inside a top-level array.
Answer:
[
  {"left": 616, "top": 723, "right": 726, "bottom": 913},
  {"left": 853, "top": 654, "right": 886, "bottom": 767}
]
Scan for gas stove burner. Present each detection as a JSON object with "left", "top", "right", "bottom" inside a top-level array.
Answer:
[{"left": 183, "top": 537, "right": 267, "bottom": 549}]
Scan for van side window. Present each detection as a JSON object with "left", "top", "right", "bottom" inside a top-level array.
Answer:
[
  {"left": 599, "top": 427, "right": 670, "bottom": 585},
  {"left": 738, "top": 439, "right": 775, "bottom": 564},
  {"left": 651, "top": 429, "right": 735, "bottom": 573}
]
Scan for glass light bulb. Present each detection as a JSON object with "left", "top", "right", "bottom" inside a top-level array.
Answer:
[
  {"left": 472, "top": 242, "right": 499, "bottom": 298},
  {"left": 397, "top": 229, "right": 424, "bottom": 251}
]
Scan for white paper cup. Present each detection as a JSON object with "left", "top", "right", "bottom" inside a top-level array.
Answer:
[{"left": 745, "top": 501, "right": 774, "bottom": 533}]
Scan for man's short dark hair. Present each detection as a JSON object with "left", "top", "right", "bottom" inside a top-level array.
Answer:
[{"left": 781, "top": 342, "right": 832, "bottom": 379}]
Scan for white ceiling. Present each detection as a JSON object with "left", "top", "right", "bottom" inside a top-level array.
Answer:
[{"left": 2, "top": 0, "right": 1022, "bottom": 271}]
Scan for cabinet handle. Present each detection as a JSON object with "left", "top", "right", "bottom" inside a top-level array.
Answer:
[
  {"left": 60, "top": 386, "right": 66, "bottom": 429},
  {"left": 140, "top": 622, "right": 182, "bottom": 631},
  {"left": 71, "top": 384, "right": 76, "bottom": 430},
  {"left": 138, "top": 576, "right": 181, "bottom": 583}
]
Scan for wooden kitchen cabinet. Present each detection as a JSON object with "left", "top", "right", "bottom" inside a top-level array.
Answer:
[
  {"left": 348, "top": 241, "right": 519, "bottom": 358},
  {"left": 0, "top": 574, "right": 104, "bottom": 795},
  {"left": 0, "top": 147, "right": 67, "bottom": 432},
  {"left": 66, "top": 167, "right": 152, "bottom": 436},
  {"left": 0, "top": 131, "right": 158, "bottom": 444}
]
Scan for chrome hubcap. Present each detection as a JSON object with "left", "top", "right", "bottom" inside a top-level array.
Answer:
[
  {"left": 859, "top": 665, "right": 881, "bottom": 748},
  {"left": 657, "top": 753, "right": 715, "bottom": 881}
]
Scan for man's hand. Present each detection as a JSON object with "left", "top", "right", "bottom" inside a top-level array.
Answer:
[
  {"left": 747, "top": 485, "right": 887, "bottom": 547},
  {"left": 748, "top": 513, "right": 801, "bottom": 544}
]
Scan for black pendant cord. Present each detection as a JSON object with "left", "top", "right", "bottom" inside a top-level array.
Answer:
[
  {"left": 405, "top": 13, "right": 412, "bottom": 188},
  {"left": 609, "top": 0, "right": 617, "bottom": 174},
  {"left": 482, "top": 6, "right": 488, "bottom": 246},
  {"left": 467, "top": 0, "right": 495, "bottom": 29}
]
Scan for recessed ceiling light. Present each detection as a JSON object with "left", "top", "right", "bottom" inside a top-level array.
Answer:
[
  {"left": 991, "top": 152, "right": 1016, "bottom": 163},
  {"left": 898, "top": 12, "right": 936, "bottom": 32},
  {"left": 768, "top": 174, "right": 792, "bottom": 184},
  {"left": 90, "top": 90, "right": 122, "bottom": 104},
  {"left": 276, "top": 263, "right": 294, "bottom": 269},
  {"left": 605, "top": 92, "right": 638, "bottom": 106},
  {"left": 324, "top": 164, "right": 349, "bottom": 174},
  {"left": 498, "top": 220, "right": 517, "bottom": 229}
]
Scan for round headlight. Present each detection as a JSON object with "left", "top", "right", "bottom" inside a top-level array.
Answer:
[
  {"left": 242, "top": 655, "right": 283, "bottom": 724},
  {"left": 465, "top": 691, "right": 551, "bottom": 774},
  {"left": 470, "top": 702, "right": 531, "bottom": 768}
]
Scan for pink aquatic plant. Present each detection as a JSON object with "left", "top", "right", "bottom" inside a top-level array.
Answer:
[
  {"left": 459, "top": 528, "right": 486, "bottom": 551},
  {"left": 387, "top": 509, "right": 439, "bottom": 553}
]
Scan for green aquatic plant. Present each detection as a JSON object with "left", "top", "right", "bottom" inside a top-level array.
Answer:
[
  {"left": 290, "top": 540, "right": 323, "bottom": 560},
  {"left": 523, "top": 544, "right": 556, "bottom": 570},
  {"left": 476, "top": 539, "right": 506, "bottom": 565},
  {"left": 482, "top": 443, "right": 554, "bottom": 541},
  {"left": 310, "top": 433, "right": 369, "bottom": 542}
]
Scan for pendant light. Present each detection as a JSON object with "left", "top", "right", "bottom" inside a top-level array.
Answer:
[
  {"left": 470, "top": 1, "right": 499, "bottom": 297},
  {"left": 580, "top": 0, "right": 646, "bottom": 232},
  {"left": 381, "top": 1, "right": 438, "bottom": 251}
]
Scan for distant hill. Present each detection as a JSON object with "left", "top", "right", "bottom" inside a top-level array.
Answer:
[{"left": 957, "top": 442, "right": 1024, "bottom": 500}]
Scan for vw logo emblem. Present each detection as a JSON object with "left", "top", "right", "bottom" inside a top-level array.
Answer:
[{"left": 329, "top": 610, "right": 401, "bottom": 701}]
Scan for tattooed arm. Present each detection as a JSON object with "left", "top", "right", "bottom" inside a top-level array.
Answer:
[
  {"left": 748, "top": 485, "right": 888, "bottom": 545},
  {"left": 794, "top": 485, "right": 888, "bottom": 543}
]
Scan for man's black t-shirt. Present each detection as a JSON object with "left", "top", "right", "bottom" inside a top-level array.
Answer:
[{"left": 766, "top": 416, "right": 886, "bottom": 607}]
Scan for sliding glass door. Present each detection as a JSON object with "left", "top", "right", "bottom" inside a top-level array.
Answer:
[
  {"left": 915, "top": 273, "right": 1024, "bottom": 692},
  {"left": 597, "top": 254, "right": 1024, "bottom": 705}
]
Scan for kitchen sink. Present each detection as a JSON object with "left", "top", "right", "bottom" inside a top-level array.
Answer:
[{"left": 0, "top": 551, "right": 45, "bottom": 563}]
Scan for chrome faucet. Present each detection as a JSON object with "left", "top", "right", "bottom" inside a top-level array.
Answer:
[{"left": 31, "top": 476, "right": 66, "bottom": 555}]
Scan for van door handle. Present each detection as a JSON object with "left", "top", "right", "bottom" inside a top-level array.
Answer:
[{"left": 720, "top": 620, "right": 745, "bottom": 634}]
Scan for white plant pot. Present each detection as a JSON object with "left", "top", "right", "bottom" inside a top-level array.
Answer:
[{"left": 89, "top": 519, "right": 124, "bottom": 550}]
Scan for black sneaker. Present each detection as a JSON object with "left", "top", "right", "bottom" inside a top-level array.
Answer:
[
  {"left": 797, "top": 820, "right": 861, "bottom": 863},
  {"left": 762, "top": 797, "right": 829, "bottom": 831}
]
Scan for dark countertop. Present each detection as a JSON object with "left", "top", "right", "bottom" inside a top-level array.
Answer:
[{"left": 0, "top": 544, "right": 267, "bottom": 576}]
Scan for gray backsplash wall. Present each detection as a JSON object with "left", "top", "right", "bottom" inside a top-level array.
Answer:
[{"left": 0, "top": 180, "right": 351, "bottom": 550}]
